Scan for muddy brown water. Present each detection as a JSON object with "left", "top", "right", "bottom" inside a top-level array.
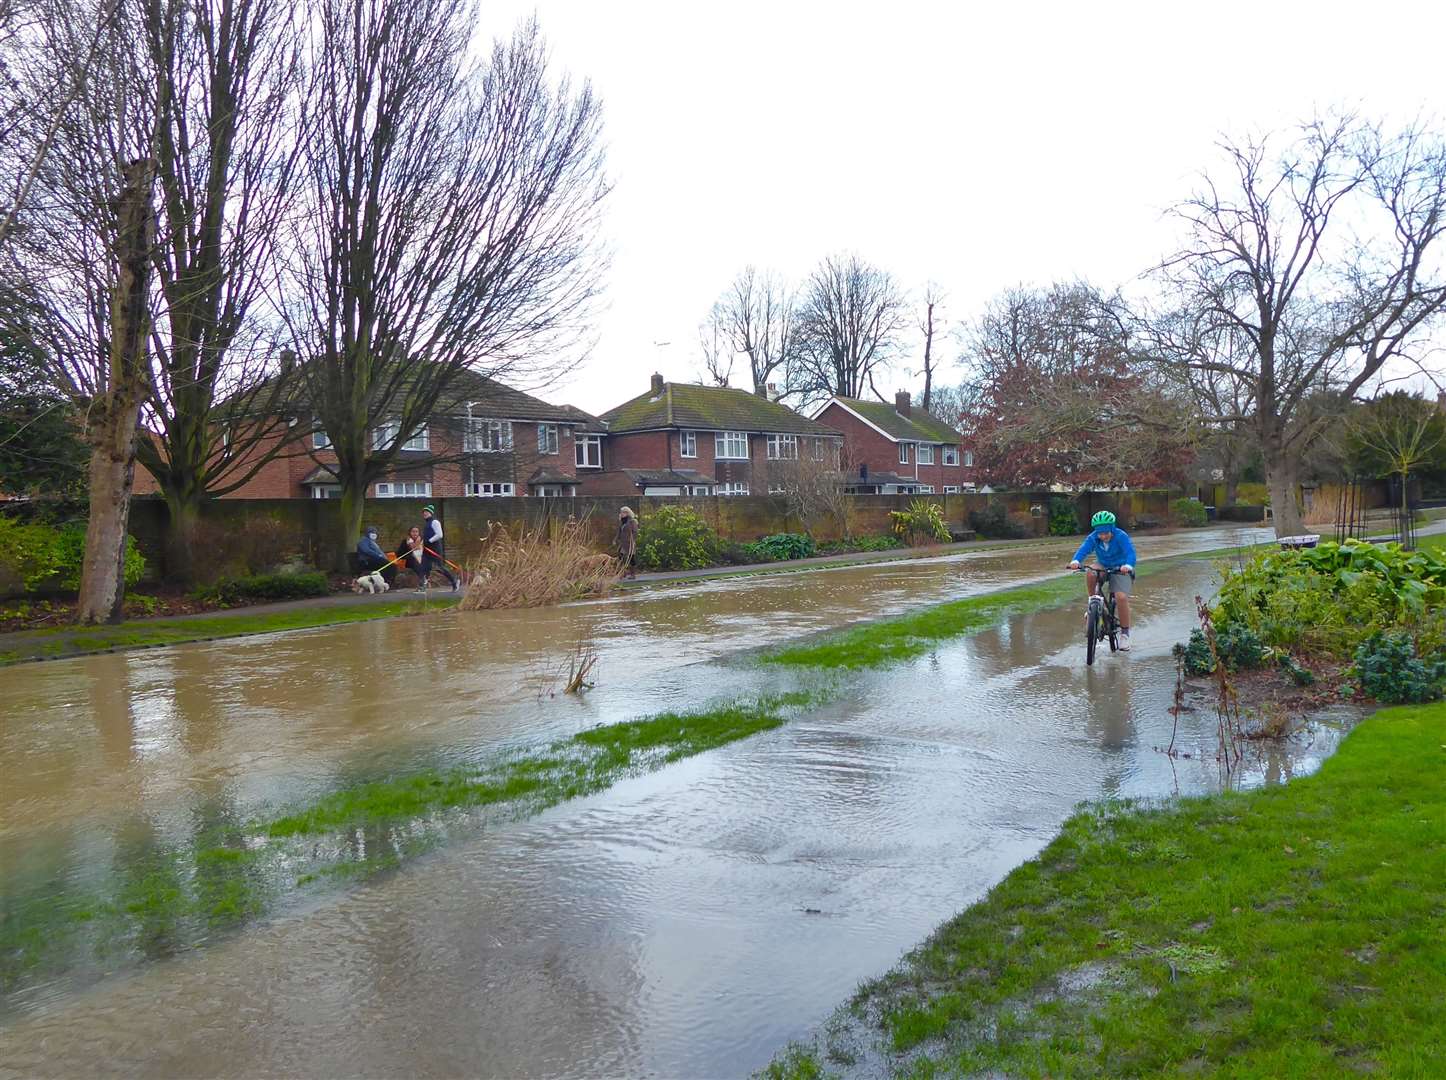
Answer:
[{"left": 0, "top": 526, "right": 1351, "bottom": 1076}]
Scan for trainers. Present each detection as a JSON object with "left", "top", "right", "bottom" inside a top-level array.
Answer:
[
  {"left": 1118, "top": 629, "right": 1131, "bottom": 652},
  {"left": 451, "top": 580, "right": 460, "bottom": 592}
]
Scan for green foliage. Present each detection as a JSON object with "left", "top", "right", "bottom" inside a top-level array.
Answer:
[
  {"left": 1171, "top": 497, "right": 1208, "bottom": 527},
  {"left": 0, "top": 515, "right": 146, "bottom": 593},
  {"left": 1215, "top": 621, "right": 1266, "bottom": 670},
  {"left": 1174, "top": 628, "right": 1215, "bottom": 675},
  {"left": 1047, "top": 497, "right": 1080, "bottom": 536},
  {"left": 1351, "top": 632, "right": 1445, "bottom": 704},
  {"left": 193, "top": 571, "right": 329, "bottom": 605},
  {"left": 1278, "top": 654, "right": 1316, "bottom": 686},
  {"left": 818, "top": 534, "right": 904, "bottom": 555},
  {"left": 635, "top": 505, "right": 721, "bottom": 571},
  {"left": 0, "top": 302, "right": 89, "bottom": 497},
  {"left": 1213, "top": 539, "right": 1446, "bottom": 658},
  {"left": 745, "top": 533, "right": 817, "bottom": 562},
  {"left": 968, "top": 501, "right": 1030, "bottom": 539},
  {"left": 890, "top": 498, "right": 951, "bottom": 544}
]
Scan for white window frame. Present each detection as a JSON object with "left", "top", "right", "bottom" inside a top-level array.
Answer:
[
  {"left": 372, "top": 422, "right": 429, "bottom": 452},
  {"left": 766, "top": 433, "right": 798, "bottom": 460},
  {"left": 715, "top": 431, "right": 748, "bottom": 460},
  {"left": 917, "top": 444, "right": 935, "bottom": 465},
  {"left": 943, "top": 446, "right": 960, "bottom": 466},
  {"left": 943, "top": 485, "right": 960, "bottom": 494},
  {"left": 680, "top": 430, "right": 697, "bottom": 458},
  {"left": 918, "top": 484, "right": 935, "bottom": 493},
  {"left": 688, "top": 484, "right": 713, "bottom": 496},
  {"left": 717, "top": 481, "right": 749, "bottom": 496},
  {"left": 767, "top": 482, "right": 788, "bottom": 495},
  {"left": 537, "top": 424, "right": 559, "bottom": 455},
  {"left": 310, "top": 484, "right": 342, "bottom": 499},
  {"left": 465, "top": 418, "right": 513, "bottom": 453},
  {"left": 465, "top": 482, "right": 515, "bottom": 497},
  {"left": 899, "top": 442, "right": 910, "bottom": 464},
  {"left": 575, "top": 434, "right": 602, "bottom": 468},
  {"left": 964, "top": 450, "right": 974, "bottom": 467},
  {"left": 312, "top": 428, "right": 331, "bottom": 450},
  {"left": 536, "top": 484, "right": 572, "bottom": 498},
  {"left": 375, "top": 481, "right": 432, "bottom": 498}
]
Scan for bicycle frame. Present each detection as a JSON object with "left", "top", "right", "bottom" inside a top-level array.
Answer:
[{"left": 1074, "top": 564, "right": 1125, "bottom": 664}]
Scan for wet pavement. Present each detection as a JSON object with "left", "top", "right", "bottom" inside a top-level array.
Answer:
[{"left": 0, "top": 525, "right": 1351, "bottom": 1077}]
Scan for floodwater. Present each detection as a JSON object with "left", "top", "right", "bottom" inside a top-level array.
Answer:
[{"left": 0, "top": 525, "right": 1350, "bottom": 1076}]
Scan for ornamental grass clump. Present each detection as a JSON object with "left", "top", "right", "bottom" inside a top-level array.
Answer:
[{"left": 461, "top": 519, "right": 620, "bottom": 609}]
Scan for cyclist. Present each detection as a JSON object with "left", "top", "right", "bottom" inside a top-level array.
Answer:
[{"left": 1068, "top": 510, "right": 1136, "bottom": 651}]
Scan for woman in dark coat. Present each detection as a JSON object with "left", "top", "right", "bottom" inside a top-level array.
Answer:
[{"left": 616, "top": 506, "right": 638, "bottom": 579}]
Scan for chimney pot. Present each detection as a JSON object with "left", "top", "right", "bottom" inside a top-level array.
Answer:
[
  {"left": 651, "top": 372, "right": 664, "bottom": 396},
  {"left": 895, "top": 390, "right": 911, "bottom": 416}
]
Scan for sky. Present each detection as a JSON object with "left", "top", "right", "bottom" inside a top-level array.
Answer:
[{"left": 477, "top": 0, "right": 1446, "bottom": 412}]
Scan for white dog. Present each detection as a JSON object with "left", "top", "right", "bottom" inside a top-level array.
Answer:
[{"left": 351, "top": 571, "right": 389, "bottom": 594}]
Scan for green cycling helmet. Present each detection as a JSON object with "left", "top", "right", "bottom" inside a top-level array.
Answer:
[{"left": 1091, "top": 510, "right": 1117, "bottom": 528}]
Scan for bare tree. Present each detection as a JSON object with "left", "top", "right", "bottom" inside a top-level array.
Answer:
[
  {"left": 702, "top": 266, "right": 797, "bottom": 397},
  {"left": 1147, "top": 116, "right": 1446, "bottom": 537},
  {"left": 697, "top": 316, "right": 732, "bottom": 386},
  {"left": 2, "top": 0, "right": 163, "bottom": 622},
  {"left": 915, "top": 283, "right": 945, "bottom": 411},
  {"left": 131, "top": 0, "right": 309, "bottom": 583},
  {"left": 283, "top": 6, "right": 609, "bottom": 563},
  {"left": 773, "top": 436, "right": 849, "bottom": 538},
  {"left": 790, "top": 253, "right": 906, "bottom": 403},
  {"left": 1344, "top": 390, "right": 1446, "bottom": 533}
]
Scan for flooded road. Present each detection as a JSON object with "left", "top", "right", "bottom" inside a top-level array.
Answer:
[{"left": 1, "top": 525, "right": 1348, "bottom": 1076}]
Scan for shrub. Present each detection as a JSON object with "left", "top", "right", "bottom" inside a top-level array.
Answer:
[
  {"left": 0, "top": 515, "right": 146, "bottom": 593},
  {"left": 816, "top": 535, "right": 903, "bottom": 556},
  {"left": 1048, "top": 497, "right": 1080, "bottom": 536},
  {"left": 968, "top": 501, "right": 1030, "bottom": 540},
  {"left": 1215, "top": 621, "right": 1266, "bottom": 670},
  {"left": 748, "top": 533, "right": 817, "bottom": 562},
  {"left": 194, "top": 571, "right": 329, "bottom": 605},
  {"left": 635, "top": 505, "right": 721, "bottom": 571},
  {"left": 891, "top": 499, "right": 951, "bottom": 545},
  {"left": 1350, "top": 632, "right": 1445, "bottom": 704},
  {"left": 1175, "top": 628, "right": 1215, "bottom": 675},
  {"left": 1172, "top": 497, "right": 1208, "bottom": 527},
  {"left": 716, "top": 541, "right": 757, "bottom": 566},
  {"left": 462, "top": 519, "right": 620, "bottom": 608}
]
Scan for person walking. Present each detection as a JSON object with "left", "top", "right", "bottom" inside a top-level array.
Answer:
[
  {"left": 419, "top": 504, "right": 459, "bottom": 592},
  {"left": 616, "top": 505, "right": 638, "bottom": 579},
  {"left": 404, "top": 526, "right": 426, "bottom": 590}
]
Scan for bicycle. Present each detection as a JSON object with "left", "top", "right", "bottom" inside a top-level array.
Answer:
[{"left": 1071, "top": 564, "right": 1129, "bottom": 665}]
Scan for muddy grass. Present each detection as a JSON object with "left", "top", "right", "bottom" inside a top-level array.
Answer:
[
  {"left": 762, "top": 702, "right": 1446, "bottom": 1078},
  {"left": 0, "top": 692, "right": 818, "bottom": 998}
]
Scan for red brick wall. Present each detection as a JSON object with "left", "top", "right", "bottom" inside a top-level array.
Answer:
[{"left": 817, "top": 402, "right": 975, "bottom": 489}]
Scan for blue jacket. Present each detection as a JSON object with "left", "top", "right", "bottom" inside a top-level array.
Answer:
[
  {"left": 1073, "top": 526, "right": 1137, "bottom": 570},
  {"left": 357, "top": 534, "right": 386, "bottom": 562}
]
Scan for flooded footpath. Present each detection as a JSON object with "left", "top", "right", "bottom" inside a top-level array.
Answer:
[{"left": 0, "top": 526, "right": 1352, "bottom": 1077}]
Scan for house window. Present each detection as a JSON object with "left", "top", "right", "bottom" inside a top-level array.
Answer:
[
  {"left": 768, "top": 482, "right": 788, "bottom": 494},
  {"left": 310, "top": 485, "right": 342, "bottom": 499},
  {"left": 575, "top": 435, "right": 602, "bottom": 468},
  {"left": 812, "top": 438, "right": 830, "bottom": 461},
  {"left": 465, "top": 418, "right": 513, "bottom": 452},
  {"left": 964, "top": 450, "right": 974, "bottom": 467},
  {"left": 312, "top": 428, "right": 331, "bottom": 450},
  {"left": 943, "top": 485, "right": 960, "bottom": 494},
  {"left": 899, "top": 443, "right": 910, "bottom": 464},
  {"left": 766, "top": 433, "right": 798, "bottom": 460},
  {"left": 465, "top": 482, "right": 514, "bottom": 497},
  {"left": 688, "top": 484, "right": 713, "bottom": 496},
  {"left": 680, "top": 430, "right": 697, "bottom": 458},
  {"left": 375, "top": 481, "right": 432, "bottom": 498},
  {"left": 918, "top": 485, "right": 935, "bottom": 493},
  {"left": 717, "top": 481, "right": 749, "bottom": 496},
  {"left": 943, "top": 446, "right": 960, "bottom": 466},
  {"left": 917, "top": 444, "right": 935, "bottom": 465},
  {"left": 537, "top": 424, "right": 559, "bottom": 455},
  {"left": 715, "top": 431, "right": 748, "bottom": 459},
  {"left": 373, "top": 422, "right": 428, "bottom": 452},
  {"left": 536, "top": 484, "right": 573, "bottom": 498}
]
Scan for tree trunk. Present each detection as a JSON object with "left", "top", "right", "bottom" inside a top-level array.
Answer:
[
  {"left": 163, "top": 488, "right": 202, "bottom": 585},
  {"left": 1264, "top": 448, "right": 1304, "bottom": 538},
  {"left": 338, "top": 478, "right": 366, "bottom": 572},
  {"left": 75, "top": 158, "right": 155, "bottom": 624},
  {"left": 1224, "top": 476, "right": 1239, "bottom": 507}
]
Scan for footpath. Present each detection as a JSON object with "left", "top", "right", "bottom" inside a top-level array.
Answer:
[{"left": 0, "top": 528, "right": 1228, "bottom": 667}]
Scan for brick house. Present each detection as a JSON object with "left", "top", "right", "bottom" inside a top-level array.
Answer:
[
  {"left": 813, "top": 392, "right": 974, "bottom": 494},
  {"left": 582, "top": 374, "right": 843, "bottom": 497},
  {"left": 137, "top": 373, "right": 606, "bottom": 500}
]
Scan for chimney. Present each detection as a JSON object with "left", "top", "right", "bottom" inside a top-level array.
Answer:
[
  {"left": 651, "top": 372, "right": 665, "bottom": 396},
  {"left": 895, "top": 390, "right": 911, "bottom": 416},
  {"left": 767, "top": 382, "right": 780, "bottom": 401}
]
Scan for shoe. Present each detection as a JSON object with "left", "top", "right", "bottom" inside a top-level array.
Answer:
[
  {"left": 451, "top": 580, "right": 460, "bottom": 592},
  {"left": 1118, "top": 629, "right": 1131, "bottom": 652}
]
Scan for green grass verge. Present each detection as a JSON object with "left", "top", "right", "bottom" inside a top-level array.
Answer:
[
  {"left": 0, "top": 693, "right": 814, "bottom": 996},
  {"left": 0, "top": 595, "right": 462, "bottom": 666},
  {"left": 764, "top": 703, "right": 1446, "bottom": 1078}
]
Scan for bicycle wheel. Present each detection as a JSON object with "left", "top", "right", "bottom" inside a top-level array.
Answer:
[
  {"left": 1086, "top": 602, "right": 1099, "bottom": 665},
  {"left": 1106, "top": 594, "right": 1119, "bottom": 653}
]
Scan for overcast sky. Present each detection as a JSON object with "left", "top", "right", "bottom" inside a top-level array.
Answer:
[{"left": 480, "top": 0, "right": 1446, "bottom": 412}]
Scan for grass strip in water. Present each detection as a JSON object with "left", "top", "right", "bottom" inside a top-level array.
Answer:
[
  {"left": 0, "top": 595, "right": 462, "bottom": 665},
  {"left": 0, "top": 692, "right": 816, "bottom": 996},
  {"left": 764, "top": 702, "right": 1446, "bottom": 1079}
]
